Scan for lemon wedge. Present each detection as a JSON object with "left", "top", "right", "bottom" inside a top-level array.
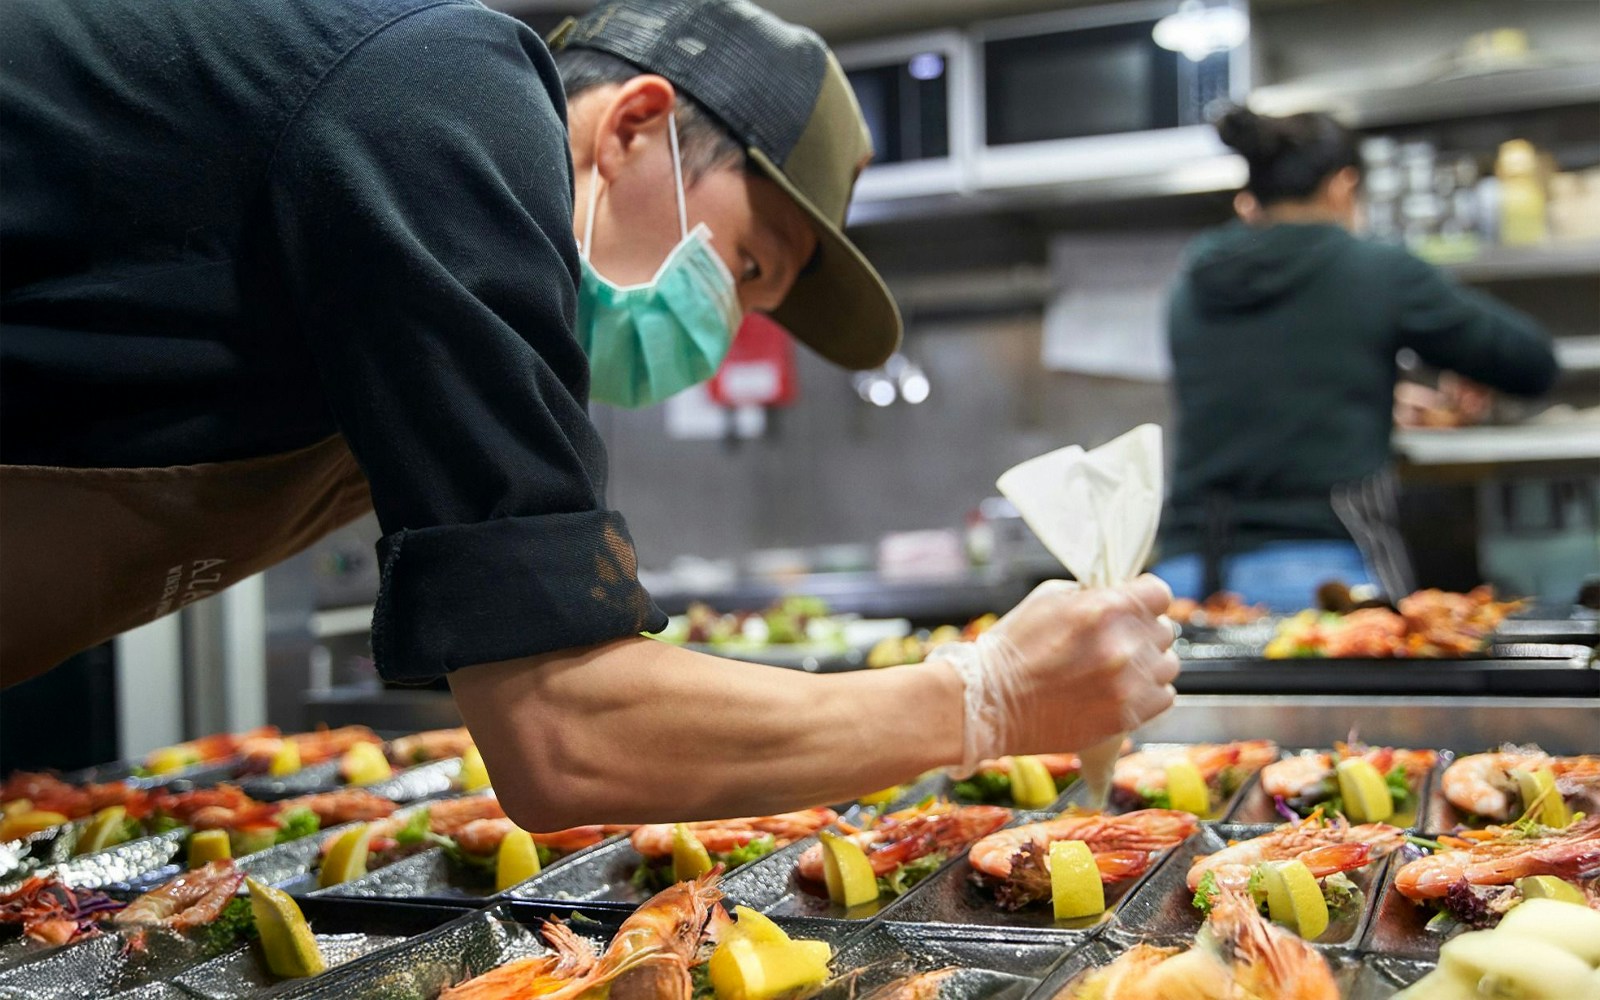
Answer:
[
  {"left": 245, "top": 877, "right": 326, "bottom": 978},
  {"left": 1010, "top": 755, "right": 1059, "bottom": 809},
  {"left": 1164, "top": 759, "right": 1210, "bottom": 816},
  {"left": 1335, "top": 758, "right": 1394, "bottom": 823},
  {"left": 671, "top": 822, "right": 713, "bottom": 883},
  {"left": 1049, "top": 839, "right": 1105, "bottom": 920},
  {"left": 1515, "top": 874, "right": 1586, "bottom": 906},
  {"left": 857, "top": 784, "right": 905, "bottom": 808},
  {"left": 457, "top": 745, "right": 490, "bottom": 793},
  {"left": 0, "top": 809, "right": 69, "bottom": 842},
  {"left": 726, "top": 905, "right": 792, "bottom": 946},
  {"left": 708, "top": 936, "right": 832, "bottom": 1000},
  {"left": 75, "top": 805, "right": 130, "bottom": 856},
  {"left": 317, "top": 823, "right": 372, "bottom": 888},
  {"left": 339, "top": 743, "right": 392, "bottom": 786},
  {"left": 268, "top": 741, "right": 301, "bottom": 777},
  {"left": 146, "top": 747, "right": 199, "bottom": 776},
  {"left": 1512, "top": 767, "right": 1571, "bottom": 828},
  {"left": 494, "top": 827, "right": 541, "bottom": 891},
  {"left": 819, "top": 830, "right": 878, "bottom": 908},
  {"left": 189, "top": 828, "right": 233, "bottom": 867},
  {"left": 1259, "top": 859, "right": 1329, "bottom": 940}
]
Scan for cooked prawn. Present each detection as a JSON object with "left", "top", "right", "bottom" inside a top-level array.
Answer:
[
  {"left": 1260, "top": 744, "right": 1437, "bottom": 801},
  {"left": 150, "top": 785, "right": 278, "bottom": 833},
  {"left": 112, "top": 859, "right": 245, "bottom": 931},
  {"left": 276, "top": 788, "right": 398, "bottom": 827},
  {"left": 1186, "top": 813, "right": 1405, "bottom": 892},
  {"left": 970, "top": 753, "right": 1080, "bottom": 781},
  {"left": 794, "top": 802, "right": 1010, "bottom": 882},
  {"left": 1207, "top": 887, "right": 1339, "bottom": 999},
  {"left": 1112, "top": 741, "right": 1278, "bottom": 800},
  {"left": 1053, "top": 889, "right": 1337, "bottom": 999},
  {"left": 630, "top": 807, "right": 837, "bottom": 858},
  {"left": 0, "top": 773, "right": 152, "bottom": 822},
  {"left": 386, "top": 727, "right": 475, "bottom": 765},
  {"left": 1394, "top": 814, "right": 1600, "bottom": 901},
  {"left": 969, "top": 809, "right": 1197, "bottom": 881},
  {"left": 1053, "top": 943, "right": 1191, "bottom": 999},
  {"left": 144, "top": 726, "right": 278, "bottom": 769},
  {"left": 1441, "top": 748, "right": 1556, "bottom": 820},
  {"left": 238, "top": 725, "right": 381, "bottom": 772},
  {"left": 440, "top": 871, "right": 724, "bottom": 999},
  {"left": 452, "top": 819, "right": 632, "bottom": 858}
]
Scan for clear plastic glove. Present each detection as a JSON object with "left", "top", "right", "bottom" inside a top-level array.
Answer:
[{"left": 931, "top": 575, "right": 1180, "bottom": 776}]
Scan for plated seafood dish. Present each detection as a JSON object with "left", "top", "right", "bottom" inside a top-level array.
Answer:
[{"left": 4, "top": 726, "right": 1598, "bottom": 999}]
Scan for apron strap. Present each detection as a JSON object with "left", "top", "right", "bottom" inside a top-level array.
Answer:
[{"left": 1331, "top": 466, "right": 1417, "bottom": 598}]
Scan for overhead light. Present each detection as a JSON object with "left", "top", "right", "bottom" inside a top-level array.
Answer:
[
  {"left": 1153, "top": 1, "right": 1248, "bottom": 62},
  {"left": 867, "top": 378, "right": 897, "bottom": 407},
  {"left": 907, "top": 52, "right": 945, "bottom": 82}
]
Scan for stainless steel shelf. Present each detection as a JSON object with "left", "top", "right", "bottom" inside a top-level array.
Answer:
[
  {"left": 1438, "top": 241, "right": 1600, "bottom": 282},
  {"left": 1395, "top": 423, "right": 1600, "bottom": 465},
  {"left": 1251, "top": 59, "right": 1600, "bottom": 129}
]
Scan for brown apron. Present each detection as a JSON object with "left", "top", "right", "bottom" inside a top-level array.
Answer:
[{"left": 0, "top": 435, "right": 372, "bottom": 688}]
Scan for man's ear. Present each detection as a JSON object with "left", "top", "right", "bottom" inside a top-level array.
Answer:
[
  {"left": 592, "top": 75, "right": 677, "bottom": 184},
  {"left": 1233, "top": 190, "right": 1261, "bottom": 223},
  {"left": 1326, "top": 166, "right": 1361, "bottom": 204}
]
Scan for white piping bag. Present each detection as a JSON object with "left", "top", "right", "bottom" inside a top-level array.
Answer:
[{"left": 996, "top": 424, "right": 1164, "bottom": 808}]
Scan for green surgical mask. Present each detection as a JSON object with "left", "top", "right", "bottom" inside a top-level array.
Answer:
[{"left": 575, "top": 113, "right": 741, "bottom": 409}]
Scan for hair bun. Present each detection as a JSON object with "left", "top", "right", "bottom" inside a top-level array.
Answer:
[{"left": 1215, "top": 106, "right": 1282, "bottom": 161}]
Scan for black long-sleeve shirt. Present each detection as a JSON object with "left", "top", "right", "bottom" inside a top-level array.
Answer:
[
  {"left": 1, "top": 0, "right": 666, "bottom": 678},
  {"left": 1163, "top": 221, "right": 1559, "bottom": 558}
]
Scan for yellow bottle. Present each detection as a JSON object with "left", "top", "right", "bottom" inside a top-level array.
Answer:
[{"left": 1496, "top": 139, "right": 1547, "bottom": 246}]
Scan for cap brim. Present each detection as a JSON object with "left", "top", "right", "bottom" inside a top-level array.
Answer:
[{"left": 746, "top": 148, "right": 901, "bottom": 371}]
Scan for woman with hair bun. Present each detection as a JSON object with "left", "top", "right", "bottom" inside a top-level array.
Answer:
[{"left": 1153, "top": 108, "right": 1559, "bottom": 609}]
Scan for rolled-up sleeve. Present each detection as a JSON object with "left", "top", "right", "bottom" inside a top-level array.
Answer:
[{"left": 266, "top": 1, "right": 664, "bottom": 679}]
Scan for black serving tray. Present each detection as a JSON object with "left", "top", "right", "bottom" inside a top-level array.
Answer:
[
  {"left": 0, "top": 892, "right": 465, "bottom": 999},
  {"left": 275, "top": 899, "right": 856, "bottom": 1000},
  {"left": 1173, "top": 646, "right": 1597, "bottom": 697},
  {"left": 505, "top": 798, "right": 879, "bottom": 908},
  {"left": 500, "top": 834, "right": 676, "bottom": 906},
  {"left": 1090, "top": 744, "right": 1266, "bottom": 823},
  {"left": 1025, "top": 932, "right": 1371, "bottom": 999},
  {"left": 236, "top": 758, "right": 463, "bottom": 805},
  {"left": 1225, "top": 748, "right": 1445, "bottom": 830},
  {"left": 309, "top": 829, "right": 607, "bottom": 908},
  {"left": 1359, "top": 842, "right": 1460, "bottom": 962},
  {"left": 112, "top": 818, "right": 376, "bottom": 901},
  {"left": 60, "top": 758, "right": 241, "bottom": 791},
  {"left": 716, "top": 798, "right": 1019, "bottom": 924},
  {"left": 813, "top": 922, "right": 1074, "bottom": 999},
  {"left": 1108, "top": 824, "right": 1392, "bottom": 950},
  {"left": 1499, "top": 605, "right": 1599, "bottom": 646},
  {"left": 0, "top": 827, "right": 189, "bottom": 893},
  {"left": 872, "top": 811, "right": 1182, "bottom": 940}
]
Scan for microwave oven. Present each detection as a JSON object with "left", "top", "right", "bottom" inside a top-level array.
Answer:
[
  {"left": 974, "top": 1, "right": 1249, "bottom": 191},
  {"left": 836, "top": 31, "right": 972, "bottom": 202}
]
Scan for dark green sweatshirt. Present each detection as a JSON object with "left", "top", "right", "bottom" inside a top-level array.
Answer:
[{"left": 1162, "top": 221, "right": 1558, "bottom": 558}]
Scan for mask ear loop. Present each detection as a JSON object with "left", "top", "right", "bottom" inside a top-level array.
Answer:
[
  {"left": 581, "top": 109, "right": 688, "bottom": 259},
  {"left": 581, "top": 161, "right": 600, "bottom": 262},
  {"left": 666, "top": 110, "right": 688, "bottom": 240}
]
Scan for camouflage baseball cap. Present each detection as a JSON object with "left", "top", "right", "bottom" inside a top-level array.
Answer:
[{"left": 550, "top": 0, "right": 901, "bottom": 370}]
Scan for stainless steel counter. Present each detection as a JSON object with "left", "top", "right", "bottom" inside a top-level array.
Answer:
[{"left": 1137, "top": 695, "right": 1599, "bottom": 756}]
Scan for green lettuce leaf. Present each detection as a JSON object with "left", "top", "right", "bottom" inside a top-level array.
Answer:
[
  {"left": 877, "top": 852, "right": 946, "bottom": 898},
  {"left": 273, "top": 808, "right": 320, "bottom": 846}
]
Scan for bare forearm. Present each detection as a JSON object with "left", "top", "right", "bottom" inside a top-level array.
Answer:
[{"left": 449, "top": 636, "right": 963, "bottom": 830}]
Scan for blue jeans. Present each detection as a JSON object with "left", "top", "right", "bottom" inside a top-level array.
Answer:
[{"left": 1153, "top": 541, "right": 1374, "bottom": 613}]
